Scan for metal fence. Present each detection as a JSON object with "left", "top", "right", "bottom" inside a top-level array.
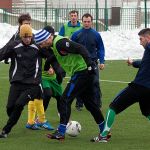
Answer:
[{"left": 0, "top": 7, "right": 150, "bottom": 31}]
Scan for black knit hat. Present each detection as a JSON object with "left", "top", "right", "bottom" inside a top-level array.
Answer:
[{"left": 44, "top": 25, "right": 55, "bottom": 35}]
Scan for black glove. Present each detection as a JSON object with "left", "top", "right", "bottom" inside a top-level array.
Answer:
[{"left": 87, "top": 61, "right": 97, "bottom": 75}]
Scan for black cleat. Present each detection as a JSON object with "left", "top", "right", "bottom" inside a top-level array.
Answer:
[
  {"left": 46, "top": 130, "right": 65, "bottom": 141},
  {"left": 0, "top": 131, "right": 8, "bottom": 138}
]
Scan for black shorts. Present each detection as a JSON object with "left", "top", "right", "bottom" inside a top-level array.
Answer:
[{"left": 109, "top": 83, "right": 150, "bottom": 117}]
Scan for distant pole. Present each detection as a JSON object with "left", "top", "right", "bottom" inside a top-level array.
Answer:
[
  {"left": 104, "top": 0, "right": 108, "bottom": 31},
  {"left": 144, "top": 0, "right": 147, "bottom": 28},
  {"left": 45, "top": 0, "right": 48, "bottom": 26},
  {"left": 95, "top": 0, "right": 99, "bottom": 31}
]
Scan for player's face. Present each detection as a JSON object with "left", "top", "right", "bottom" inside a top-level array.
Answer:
[
  {"left": 139, "top": 35, "right": 150, "bottom": 48},
  {"left": 70, "top": 13, "right": 78, "bottom": 24},
  {"left": 82, "top": 17, "right": 92, "bottom": 29},
  {"left": 21, "top": 20, "right": 31, "bottom": 26},
  {"left": 22, "top": 36, "right": 32, "bottom": 45},
  {"left": 40, "top": 35, "right": 54, "bottom": 48}
]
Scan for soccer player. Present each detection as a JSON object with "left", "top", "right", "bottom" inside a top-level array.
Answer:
[
  {"left": 1, "top": 13, "right": 32, "bottom": 64},
  {"left": 59, "top": 10, "right": 82, "bottom": 38},
  {"left": 34, "top": 26, "right": 107, "bottom": 141},
  {"left": 91, "top": 28, "right": 150, "bottom": 142},
  {"left": 59, "top": 10, "right": 83, "bottom": 110},
  {"left": 0, "top": 24, "right": 55, "bottom": 138},
  {"left": 71, "top": 13, "right": 105, "bottom": 109},
  {"left": 42, "top": 25, "right": 65, "bottom": 114}
]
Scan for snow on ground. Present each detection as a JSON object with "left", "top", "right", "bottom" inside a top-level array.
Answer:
[{"left": 0, "top": 23, "right": 144, "bottom": 60}]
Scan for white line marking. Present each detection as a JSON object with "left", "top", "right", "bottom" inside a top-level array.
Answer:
[
  {"left": 64, "top": 77, "right": 130, "bottom": 84},
  {"left": 0, "top": 76, "right": 130, "bottom": 84}
]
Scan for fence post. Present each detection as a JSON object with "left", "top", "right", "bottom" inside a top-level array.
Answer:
[
  {"left": 144, "top": 0, "right": 147, "bottom": 28},
  {"left": 55, "top": 8, "right": 59, "bottom": 31},
  {"left": 104, "top": 0, "right": 108, "bottom": 31},
  {"left": 95, "top": 0, "right": 99, "bottom": 31},
  {"left": 3, "top": 9, "right": 8, "bottom": 23},
  {"left": 45, "top": 0, "right": 48, "bottom": 26}
]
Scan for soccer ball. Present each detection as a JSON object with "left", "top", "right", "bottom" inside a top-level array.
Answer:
[{"left": 66, "top": 121, "right": 81, "bottom": 137}]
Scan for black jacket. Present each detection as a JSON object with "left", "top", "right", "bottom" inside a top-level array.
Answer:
[{"left": 0, "top": 39, "right": 52, "bottom": 85}]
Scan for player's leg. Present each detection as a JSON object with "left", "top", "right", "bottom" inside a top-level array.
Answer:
[
  {"left": 43, "top": 87, "right": 52, "bottom": 111},
  {"left": 91, "top": 85, "right": 138, "bottom": 142},
  {"left": 47, "top": 73, "right": 86, "bottom": 140},
  {"left": 26, "top": 100, "right": 41, "bottom": 130}
]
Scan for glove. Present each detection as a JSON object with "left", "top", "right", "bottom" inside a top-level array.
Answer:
[{"left": 87, "top": 61, "right": 97, "bottom": 75}]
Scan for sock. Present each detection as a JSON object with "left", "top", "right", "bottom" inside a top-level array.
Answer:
[
  {"left": 98, "top": 121, "right": 105, "bottom": 133},
  {"left": 101, "top": 108, "right": 116, "bottom": 137},
  {"left": 147, "top": 115, "right": 150, "bottom": 121},
  {"left": 58, "top": 124, "right": 66, "bottom": 135},
  {"left": 34, "top": 99, "right": 46, "bottom": 123},
  {"left": 27, "top": 101, "right": 36, "bottom": 125}
]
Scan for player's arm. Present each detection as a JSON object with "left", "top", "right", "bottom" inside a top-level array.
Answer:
[
  {"left": 56, "top": 38, "right": 93, "bottom": 66},
  {"left": 41, "top": 47, "right": 66, "bottom": 83},
  {"left": 58, "top": 25, "right": 65, "bottom": 36},
  {"left": 132, "top": 60, "right": 141, "bottom": 68},
  {"left": 0, "top": 40, "right": 17, "bottom": 61},
  {"left": 127, "top": 58, "right": 141, "bottom": 68}
]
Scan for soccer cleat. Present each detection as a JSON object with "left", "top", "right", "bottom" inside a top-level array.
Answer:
[
  {"left": 26, "top": 123, "right": 41, "bottom": 130},
  {"left": 37, "top": 121, "right": 54, "bottom": 130},
  {"left": 46, "top": 130, "right": 65, "bottom": 141},
  {"left": 107, "top": 131, "right": 112, "bottom": 139},
  {"left": 90, "top": 132, "right": 112, "bottom": 143},
  {"left": 0, "top": 131, "right": 8, "bottom": 138}
]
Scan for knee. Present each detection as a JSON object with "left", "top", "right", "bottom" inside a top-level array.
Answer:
[
  {"left": 44, "top": 89, "right": 52, "bottom": 100},
  {"left": 6, "top": 107, "right": 14, "bottom": 117}
]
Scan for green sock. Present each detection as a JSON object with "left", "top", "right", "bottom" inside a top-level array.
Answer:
[
  {"left": 147, "top": 115, "right": 150, "bottom": 121},
  {"left": 101, "top": 108, "right": 116, "bottom": 137}
]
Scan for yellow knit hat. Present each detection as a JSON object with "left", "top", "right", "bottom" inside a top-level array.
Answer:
[{"left": 19, "top": 24, "right": 32, "bottom": 37}]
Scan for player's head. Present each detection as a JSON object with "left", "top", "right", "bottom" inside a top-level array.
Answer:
[
  {"left": 44, "top": 25, "right": 55, "bottom": 35},
  {"left": 19, "top": 24, "right": 33, "bottom": 45},
  {"left": 18, "top": 13, "right": 31, "bottom": 26},
  {"left": 138, "top": 28, "right": 150, "bottom": 48},
  {"left": 69, "top": 10, "right": 79, "bottom": 25},
  {"left": 82, "top": 13, "right": 93, "bottom": 29},
  {"left": 34, "top": 27, "right": 54, "bottom": 48}
]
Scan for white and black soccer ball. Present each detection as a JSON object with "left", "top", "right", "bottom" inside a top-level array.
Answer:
[{"left": 66, "top": 121, "right": 81, "bottom": 137}]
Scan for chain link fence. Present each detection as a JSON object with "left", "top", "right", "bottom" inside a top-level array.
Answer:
[{"left": 0, "top": 0, "right": 150, "bottom": 31}]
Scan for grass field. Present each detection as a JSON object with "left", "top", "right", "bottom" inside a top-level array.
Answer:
[{"left": 0, "top": 60, "right": 150, "bottom": 150}]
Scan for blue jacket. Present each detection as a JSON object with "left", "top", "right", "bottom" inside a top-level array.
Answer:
[
  {"left": 71, "top": 28, "right": 105, "bottom": 64},
  {"left": 133, "top": 43, "right": 150, "bottom": 88}
]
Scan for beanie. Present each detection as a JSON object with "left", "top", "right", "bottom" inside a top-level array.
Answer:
[
  {"left": 34, "top": 29, "right": 51, "bottom": 44},
  {"left": 44, "top": 25, "right": 55, "bottom": 35},
  {"left": 19, "top": 24, "right": 32, "bottom": 37}
]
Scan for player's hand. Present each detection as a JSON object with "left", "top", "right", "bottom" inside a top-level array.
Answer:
[
  {"left": 126, "top": 57, "right": 133, "bottom": 66},
  {"left": 47, "top": 67, "right": 55, "bottom": 75},
  {"left": 99, "top": 64, "right": 105, "bottom": 70}
]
